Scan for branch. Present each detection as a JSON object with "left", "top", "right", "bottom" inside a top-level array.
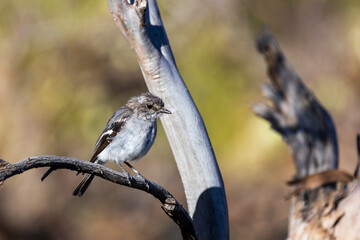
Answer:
[
  {"left": 0, "top": 155, "right": 197, "bottom": 240},
  {"left": 254, "top": 28, "right": 360, "bottom": 240},
  {"left": 107, "top": 1, "right": 229, "bottom": 239}
]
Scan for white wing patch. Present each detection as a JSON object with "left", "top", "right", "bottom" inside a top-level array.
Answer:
[{"left": 94, "top": 129, "right": 113, "bottom": 153}]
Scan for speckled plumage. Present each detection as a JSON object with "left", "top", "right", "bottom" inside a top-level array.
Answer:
[{"left": 73, "top": 93, "right": 171, "bottom": 197}]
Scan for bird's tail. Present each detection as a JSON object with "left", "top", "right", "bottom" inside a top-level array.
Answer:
[{"left": 73, "top": 173, "right": 95, "bottom": 197}]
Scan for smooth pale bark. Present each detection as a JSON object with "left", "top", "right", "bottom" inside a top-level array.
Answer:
[
  {"left": 107, "top": 0, "right": 229, "bottom": 239},
  {"left": 254, "top": 29, "right": 360, "bottom": 240}
]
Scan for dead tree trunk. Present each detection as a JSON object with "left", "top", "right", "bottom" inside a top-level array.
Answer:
[
  {"left": 106, "top": 0, "right": 229, "bottom": 239},
  {"left": 254, "top": 28, "right": 360, "bottom": 240}
]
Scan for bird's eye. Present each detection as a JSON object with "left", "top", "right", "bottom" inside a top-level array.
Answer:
[{"left": 146, "top": 104, "right": 153, "bottom": 109}]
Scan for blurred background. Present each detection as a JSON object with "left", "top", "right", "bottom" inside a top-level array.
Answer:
[{"left": 0, "top": 0, "right": 359, "bottom": 239}]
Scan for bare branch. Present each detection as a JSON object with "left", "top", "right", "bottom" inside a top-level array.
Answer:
[{"left": 0, "top": 155, "right": 197, "bottom": 240}]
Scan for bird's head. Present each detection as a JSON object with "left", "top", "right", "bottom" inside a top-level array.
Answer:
[{"left": 128, "top": 92, "right": 171, "bottom": 120}]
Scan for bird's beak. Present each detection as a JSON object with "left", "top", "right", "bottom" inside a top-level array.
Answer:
[{"left": 160, "top": 108, "right": 172, "bottom": 114}]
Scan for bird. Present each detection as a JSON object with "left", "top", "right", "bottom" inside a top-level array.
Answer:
[{"left": 71, "top": 92, "right": 171, "bottom": 197}]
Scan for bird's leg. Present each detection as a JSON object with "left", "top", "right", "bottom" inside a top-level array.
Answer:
[
  {"left": 116, "top": 162, "right": 132, "bottom": 180},
  {"left": 124, "top": 162, "right": 148, "bottom": 190},
  {"left": 124, "top": 162, "right": 146, "bottom": 181}
]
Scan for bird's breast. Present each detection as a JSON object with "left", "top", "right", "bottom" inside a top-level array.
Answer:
[{"left": 97, "top": 118, "right": 157, "bottom": 163}]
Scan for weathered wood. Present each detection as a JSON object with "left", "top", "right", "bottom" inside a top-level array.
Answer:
[
  {"left": 107, "top": 0, "right": 229, "bottom": 239},
  {"left": 0, "top": 155, "right": 197, "bottom": 240},
  {"left": 254, "top": 28, "right": 338, "bottom": 178},
  {"left": 254, "top": 28, "right": 360, "bottom": 240}
]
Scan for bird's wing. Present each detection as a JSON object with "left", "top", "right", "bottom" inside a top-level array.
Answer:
[{"left": 90, "top": 107, "right": 132, "bottom": 162}]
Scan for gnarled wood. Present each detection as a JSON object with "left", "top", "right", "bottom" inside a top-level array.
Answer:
[
  {"left": 254, "top": 28, "right": 338, "bottom": 178},
  {"left": 254, "top": 29, "right": 360, "bottom": 240}
]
